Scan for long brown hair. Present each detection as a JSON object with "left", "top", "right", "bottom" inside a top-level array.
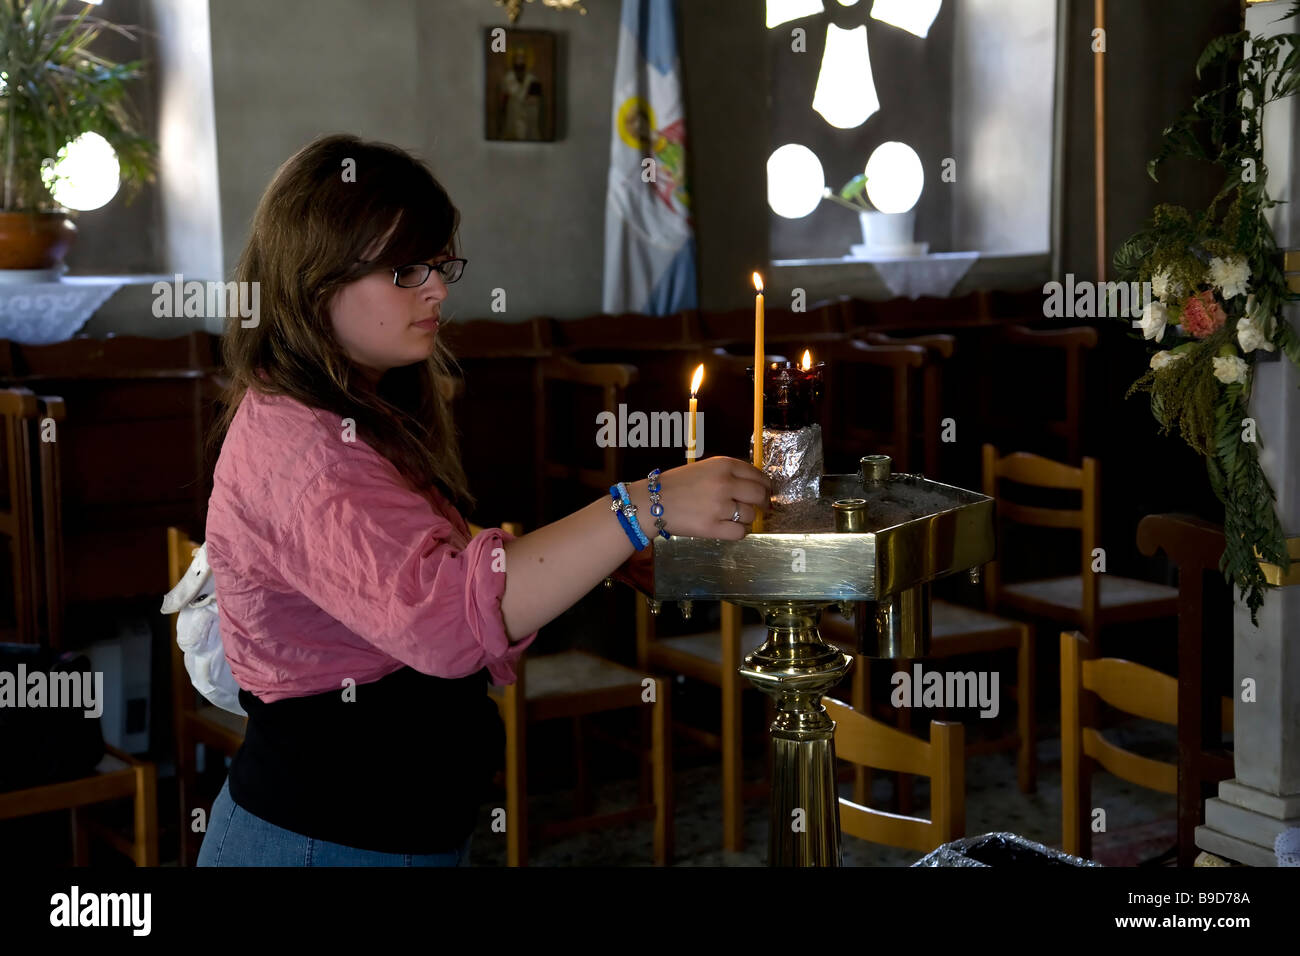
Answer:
[{"left": 207, "top": 133, "right": 474, "bottom": 511}]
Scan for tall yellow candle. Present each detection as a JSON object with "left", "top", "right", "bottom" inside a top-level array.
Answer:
[
  {"left": 688, "top": 364, "right": 703, "bottom": 462},
  {"left": 752, "top": 273, "right": 765, "bottom": 531},
  {"left": 752, "top": 272, "right": 764, "bottom": 469}
]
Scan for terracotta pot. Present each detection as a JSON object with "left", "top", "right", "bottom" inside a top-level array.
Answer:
[{"left": 0, "top": 212, "right": 77, "bottom": 270}]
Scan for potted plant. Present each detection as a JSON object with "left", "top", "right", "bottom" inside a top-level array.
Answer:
[
  {"left": 0, "top": 0, "right": 154, "bottom": 275},
  {"left": 823, "top": 171, "right": 921, "bottom": 255}
]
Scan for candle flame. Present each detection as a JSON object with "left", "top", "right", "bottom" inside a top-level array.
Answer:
[
  {"left": 690, "top": 363, "right": 704, "bottom": 395},
  {"left": 752, "top": 272, "right": 764, "bottom": 293},
  {"left": 801, "top": 349, "right": 812, "bottom": 370}
]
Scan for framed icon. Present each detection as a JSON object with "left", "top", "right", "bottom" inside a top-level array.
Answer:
[{"left": 485, "top": 29, "right": 557, "bottom": 142}]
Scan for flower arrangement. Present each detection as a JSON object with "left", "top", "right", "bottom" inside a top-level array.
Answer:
[{"left": 1114, "top": 4, "right": 1300, "bottom": 619}]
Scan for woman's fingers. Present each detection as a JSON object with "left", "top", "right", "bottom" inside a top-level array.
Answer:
[
  {"left": 730, "top": 478, "right": 771, "bottom": 509},
  {"left": 724, "top": 457, "right": 774, "bottom": 492}
]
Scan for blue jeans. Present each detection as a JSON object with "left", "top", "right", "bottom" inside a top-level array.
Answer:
[{"left": 197, "top": 777, "right": 473, "bottom": 867}]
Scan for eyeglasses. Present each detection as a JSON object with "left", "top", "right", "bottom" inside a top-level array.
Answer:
[{"left": 393, "top": 258, "right": 467, "bottom": 288}]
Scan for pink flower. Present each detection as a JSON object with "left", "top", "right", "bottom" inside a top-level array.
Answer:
[{"left": 1180, "top": 290, "right": 1227, "bottom": 338}]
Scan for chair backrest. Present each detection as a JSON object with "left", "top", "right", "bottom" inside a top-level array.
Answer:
[
  {"left": 999, "top": 325, "right": 1098, "bottom": 462},
  {"left": 34, "top": 395, "right": 65, "bottom": 649},
  {"left": 698, "top": 299, "right": 846, "bottom": 347},
  {"left": 861, "top": 332, "right": 955, "bottom": 477},
  {"left": 0, "top": 388, "right": 42, "bottom": 644},
  {"left": 821, "top": 340, "right": 927, "bottom": 473},
  {"left": 823, "top": 696, "right": 964, "bottom": 853},
  {"left": 166, "top": 527, "right": 204, "bottom": 732},
  {"left": 533, "top": 356, "right": 637, "bottom": 526},
  {"left": 1060, "top": 630, "right": 1178, "bottom": 856},
  {"left": 981, "top": 443, "right": 1100, "bottom": 615}
]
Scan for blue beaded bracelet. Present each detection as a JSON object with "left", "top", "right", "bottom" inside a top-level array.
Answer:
[
  {"left": 616, "top": 482, "right": 651, "bottom": 549},
  {"left": 609, "top": 483, "right": 650, "bottom": 551},
  {"left": 647, "top": 468, "right": 670, "bottom": 540}
]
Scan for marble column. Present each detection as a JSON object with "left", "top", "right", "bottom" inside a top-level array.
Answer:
[{"left": 1195, "top": 0, "right": 1300, "bottom": 868}]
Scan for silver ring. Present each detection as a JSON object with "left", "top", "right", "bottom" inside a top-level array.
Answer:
[{"left": 731, "top": 506, "right": 742, "bottom": 523}]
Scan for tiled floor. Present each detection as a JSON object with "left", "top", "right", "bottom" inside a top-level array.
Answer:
[{"left": 467, "top": 715, "right": 1181, "bottom": 867}]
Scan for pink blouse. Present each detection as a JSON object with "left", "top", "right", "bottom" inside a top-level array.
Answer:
[{"left": 204, "top": 386, "right": 537, "bottom": 703}]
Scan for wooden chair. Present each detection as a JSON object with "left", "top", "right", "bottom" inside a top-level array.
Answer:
[
  {"left": 697, "top": 299, "right": 847, "bottom": 350},
  {"left": 983, "top": 445, "right": 1178, "bottom": 655},
  {"left": 33, "top": 395, "right": 66, "bottom": 649},
  {"left": 476, "top": 520, "right": 673, "bottom": 867},
  {"left": 821, "top": 600, "right": 1035, "bottom": 812},
  {"left": 820, "top": 339, "right": 927, "bottom": 474},
  {"left": 0, "top": 389, "right": 71, "bottom": 649},
  {"left": 982, "top": 325, "right": 1098, "bottom": 464},
  {"left": 636, "top": 597, "right": 775, "bottom": 852},
  {"left": 551, "top": 310, "right": 699, "bottom": 352},
  {"left": 0, "top": 332, "right": 222, "bottom": 609},
  {"left": 824, "top": 696, "right": 964, "bottom": 853},
  {"left": 1136, "top": 514, "right": 1235, "bottom": 866},
  {"left": 0, "top": 389, "right": 159, "bottom": 865},
  {"left": 0, "top": 388, "right": 43, "bottom": 643},
  {"left": 165, "top": 526, "right": 247, "bottom": 867},
  {"left": 1058, "top": 629, "right": 1232, "bottom": 860},
  {"left": 845, "top": 292, "right": 991, "bottom": 333},
  {"left": 857, "top": 332, "right": 955, "bottom": 479},
  {"left": 532, "top": 355, "right": 638, "bottom": 528},
  {"left": 0, "top": 744, "right": 159, "bottom": 866}
]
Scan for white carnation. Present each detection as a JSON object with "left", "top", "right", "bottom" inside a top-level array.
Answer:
[
  {"left": 1151, "top": 269, "right": 1183, "bottom": 303},
  {"left": 1139, "top": 300, "right": 1168, "bottom": 342},
  {"left": 1237, "top": 315, "right": 1276, "bottom": 353},
  {"left": 1150, "top": 350, "right": 1185, "bottom": 370},
  {"left": 1208, "top": 256, "right": 1250, "bottom": 300},
  {"left": 1212, "top": 354, "right": 1249, "bottom": 385},
  {"left": 1151, "top": 270, "right": 1169, "bottom": 300}
]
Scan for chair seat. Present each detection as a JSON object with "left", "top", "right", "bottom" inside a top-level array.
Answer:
[
  {"left": 931, "top": 599, "right": 1023, "bottom": 638},
  {"left": 655, "top": 625, "right": 768, "bottom": 666},
  {"left": 494, "top": 649, "right": 648, "bottom": 700},
  {"left": 1000, "top": 575, "right": 1178, "bottom": 619},
  {"left": 193, "top": 702, "right": 247, "bottom": 738},
  {"left": 821, "top": 601, "right": 1023, "bottom": 654}
]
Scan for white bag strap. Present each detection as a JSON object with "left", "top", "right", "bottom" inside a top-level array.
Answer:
[{"left": 160, "top": 542, "right": 212, "bottom": 614}]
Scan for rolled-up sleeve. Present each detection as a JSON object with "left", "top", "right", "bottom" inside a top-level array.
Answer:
[{"left": 277, "top": 455, "right": 537, "bottom": 682}]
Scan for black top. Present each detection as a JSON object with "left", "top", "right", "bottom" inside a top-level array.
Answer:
[{"left": 228, "top": 665, "right": 503, "bottom": 854}]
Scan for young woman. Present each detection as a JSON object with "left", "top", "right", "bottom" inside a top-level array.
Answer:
[{"left": 196, "top": 134, "right": 771, "bottom": 866}]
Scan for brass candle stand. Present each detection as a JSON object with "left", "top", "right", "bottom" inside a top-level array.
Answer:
[{"left": 634, "top": 455, "right": 994, "bottom": 866}]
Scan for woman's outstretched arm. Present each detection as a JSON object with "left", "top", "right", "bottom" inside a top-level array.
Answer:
[{"left": 498, "top": 457, "right": 770, "bottom": 640}]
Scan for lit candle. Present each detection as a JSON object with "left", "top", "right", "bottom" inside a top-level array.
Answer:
[
  {"left": 752, "top": 272, "right": 764, "bottom": 470},
  {"left": 687, "top": 363, "right": 704, "bottom": 462},
  {"left": 801, "top": 349, "right": 812, "bottom": 371},
  {"left": 753, "top": 272, "right": 765, "bottom": 531}
]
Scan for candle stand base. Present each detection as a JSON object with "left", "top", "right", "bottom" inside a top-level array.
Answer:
[{"left": 739, "top": 600, "right": 852, "bottom": 866}]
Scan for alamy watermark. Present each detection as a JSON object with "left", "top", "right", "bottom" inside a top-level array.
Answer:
[
  {"left": 1042, "top": 275, "right": 1153, "bottom": 319},
  {"left": 152, "top": 274, "right": 260, "bottom": 327},
  {"left": 891, "top": 663, "right": 999, "bottom": 718},
  {"left": 0, "top": 665, "right": 103, "bottom": 718},
  {"left": 596, "top": 406, "right": 705, "bottom": 457},
  {"left": 50, "top": 886, "right": 150, "bottom": 936}
]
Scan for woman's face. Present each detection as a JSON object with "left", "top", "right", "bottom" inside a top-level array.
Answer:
[{"left": 328, "top": 258, "right": 447, "bottom": 383}]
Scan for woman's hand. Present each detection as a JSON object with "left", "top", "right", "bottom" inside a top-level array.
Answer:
[{"left": 637, "top": 457, "right": 773, "bottom": 541}]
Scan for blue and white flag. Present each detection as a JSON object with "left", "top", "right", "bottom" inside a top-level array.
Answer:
[{"left": 602, "top": 0, "right": 697, "bottom": 316}]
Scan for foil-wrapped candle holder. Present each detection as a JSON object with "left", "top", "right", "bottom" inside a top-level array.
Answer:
[{"left": 749, "top": 361, "right": 825, "bottom": 504}]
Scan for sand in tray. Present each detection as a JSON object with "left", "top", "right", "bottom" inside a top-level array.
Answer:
[{"left": 763, "top": 480, "right": 963, "bottom": 534}]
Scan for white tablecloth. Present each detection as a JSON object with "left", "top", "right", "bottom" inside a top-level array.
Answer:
[
  {"left": 847, "top": 251, "right": 981, "bottom": 300},
  {"left": 0, "top": 277, "right": 125, "bottom": 344}
]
